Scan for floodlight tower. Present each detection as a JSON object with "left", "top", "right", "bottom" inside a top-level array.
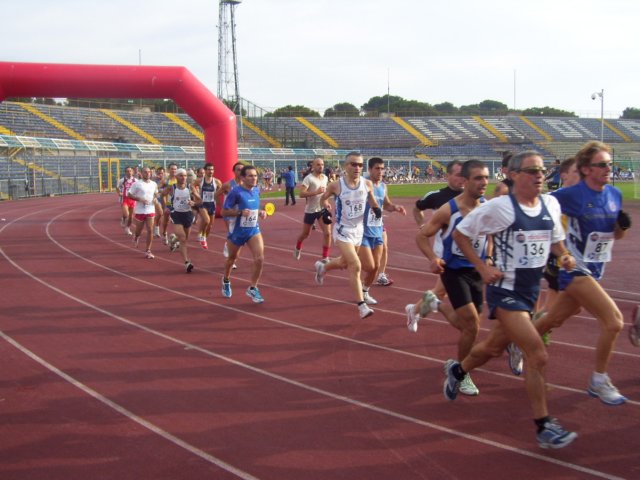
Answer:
[{"left": 217, "top": 0, "right": 242, "bottom": 122}]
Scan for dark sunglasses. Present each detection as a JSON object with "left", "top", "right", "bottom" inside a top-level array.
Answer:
[
  {"left": 589, "top": 162, "right": 612, "bottom": 168},
  {"left": 349, "top": 162, "right": 364, "bottom": 168},
  {"left": 517, "top": 166, "right": 547, "bottom": 175}
]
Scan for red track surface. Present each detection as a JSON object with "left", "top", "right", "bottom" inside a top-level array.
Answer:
[{"left": 1, "top": 194, "right": 639, "bottom": 479}]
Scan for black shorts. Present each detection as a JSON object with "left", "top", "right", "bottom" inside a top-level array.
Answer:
[
  {"left": 170, "top": 210, "right": 194, "bottom": 229},
  {"left": 543, "top": 255, "right": 559, "bottom": 291},
  {"left": 303, "top": 211, "right": 323, "bottom": 225},
  {"left": 441, "top": 267, "right": 484, "bottom": 312}
]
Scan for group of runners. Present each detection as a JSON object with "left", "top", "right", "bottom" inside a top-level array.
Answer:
[{"left": 116, "top": 143, "right": 638, "bottom": 449}]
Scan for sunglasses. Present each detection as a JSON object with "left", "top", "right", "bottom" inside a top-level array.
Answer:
[
  {"left": 589, "top": 162, "right": 612, "bottom": 168},
  {"left": 349, "top": 162, "right": 364, "bottom": 168},
  {"left": 517, "top": 166, "right": 547, "bottom": 175}
]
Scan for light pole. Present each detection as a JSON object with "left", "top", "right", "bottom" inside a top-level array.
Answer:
[{"left": 591, "top": 89, "right": 604, "bottom": 142}]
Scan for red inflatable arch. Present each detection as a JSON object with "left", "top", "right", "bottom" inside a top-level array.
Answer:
[{"left": 0, "top": 61, "right": 237, "bottom": 182}]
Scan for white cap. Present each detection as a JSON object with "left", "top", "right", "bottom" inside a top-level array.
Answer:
[{"left": 176, "top": 168, "right": 187, "bottom": 176}]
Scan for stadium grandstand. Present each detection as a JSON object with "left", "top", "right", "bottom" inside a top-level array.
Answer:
[{"left": 1, "top": 100, "right": 639, "bottom": 200}]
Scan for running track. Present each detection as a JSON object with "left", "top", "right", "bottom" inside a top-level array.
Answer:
[{"left": 0, "top": 194, "right": 639, "bottom": 479}]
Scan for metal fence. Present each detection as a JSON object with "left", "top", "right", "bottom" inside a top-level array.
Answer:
[{"left": 2, "top": 145, "right": 638, "bottom": 201}]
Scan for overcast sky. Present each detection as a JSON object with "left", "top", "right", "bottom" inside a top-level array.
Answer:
[{"left": 2, "top": 0, "right": 638, "bottom": 117}]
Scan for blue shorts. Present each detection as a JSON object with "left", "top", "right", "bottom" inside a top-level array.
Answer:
[
  {"left": 360, "top": 234, "right": 384, "bottom": 249},
  {"left": 486, "top": 285, "right": 539, "bottom": 320},
  {"left": 228, "top": 228, "right": 260, "bottom": 246},
  {"left": 199, "top": 202, "right": 216, "bottom": 216},
  {"left": 558, "top": 270, "right": 589, "bottom": 291}
]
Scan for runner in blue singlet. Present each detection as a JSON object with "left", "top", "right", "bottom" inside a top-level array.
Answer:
[{"left": 532, "top": 141, "right": 631, "bottom": 406}]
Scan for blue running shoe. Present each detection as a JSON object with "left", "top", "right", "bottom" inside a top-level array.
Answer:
[
  {"left": 246, "top": 286, "right": 264, "bottom": 303},
  {"left": 443, "top": 359, "right": 461, "bottom": 401},
  {"left": 221, "top": 279, "right": 232, "bottom": 298},
  {"left": 536, "top": 419, "right": 577, "bottom": 449}
]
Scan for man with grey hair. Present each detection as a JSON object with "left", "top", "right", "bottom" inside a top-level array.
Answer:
[
  {"left": 443, "top": 151, "right": 578, "bottom": 449},
  {"left": 314, "top": 152, "right": 381, "bottom": 319}
]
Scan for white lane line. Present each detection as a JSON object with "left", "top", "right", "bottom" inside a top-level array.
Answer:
[
  {"left": 0, "top": 331, "right": 261, "bottom": 480},
  {"left": 0, "top": 241, "right": 625, "bottom": 480},
  {"left": 87, "top": 206, "right": 640, "bottom": 361}
]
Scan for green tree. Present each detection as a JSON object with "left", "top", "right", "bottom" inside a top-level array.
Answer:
[
  {"left": 460, "top": 99, "right": 509, "bottom": 115},
  {"left": 621, "top": 107, "right": 640, "bottom": 119},
  {"left": 478, "top": 99, "right": 509, "bottom": 114},
  {"left": 521, "top": 106, "right": 576, "bottom": 117},
  {"left": 324, "top": 102, "right": 359, "bottom": 117},
  {"left": 434, "top": 102, "right": 458, "bottom": 114},
  {"left": 361, "top": 95, "right": 438, "bottom": 116},
  {"left": 265, "top": 105, "right": 320, "bottom": 117}
]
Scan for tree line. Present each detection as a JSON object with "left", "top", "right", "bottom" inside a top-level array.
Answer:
[{"left": 6, "top": 95, "right": 640, "bottom": 119}]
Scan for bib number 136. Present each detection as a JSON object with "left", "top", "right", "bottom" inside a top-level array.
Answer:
[{"left": 514, "top": 230, "right": 550, "bottom": 268}]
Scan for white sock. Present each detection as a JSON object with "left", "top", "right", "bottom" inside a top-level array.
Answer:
[{"left": 592, "top": 372, "right": 608, "bottom": 385}]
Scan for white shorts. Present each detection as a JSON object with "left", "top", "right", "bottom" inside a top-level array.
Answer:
[{"left": 333, "top": 222, "right": 364, "bottom": 247}]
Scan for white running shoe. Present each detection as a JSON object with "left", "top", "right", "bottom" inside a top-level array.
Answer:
[
  {"left": 418, "top": 290, "right": 440, "bottom": 316},
  {"left": 145, "top": 250, "right": 155, "bottom": 259},
  {"left": 459, "top": 374, "right": 479, "bottom": 396},
  {"left": 153, "top": 226, "right": 161, "bottom": 238},
  {"left": 363, "top": 290, "right": 378, "bottom": 305},
  {"left": 223, "top": 242, "right": 229, "bottom": 258},
  {"left": 314, "top": 260, "right": 326, "bottom": 285},
  {"left": 506, "top": 343, "right": 524, "bottom": 376},
  {"left": 162, "top": 233, "right": 169, "bottom": 245},
  {"left": 376, "top": 272, "right": 393, "bottom": 286},
  {"left": 294, "top": 248, "right": 301, "bottom": 260},
  {"left": 169, "top": 234, "right": 180, "bottom": 253},
  {"left": 124, "top": 226, "right": 133, "bottom": 236},
  {"left": 358, "top": 303, "right": 374, "bottom": 319},
  {"left": 405, "top": 304, "right": 420, "bottom": 333},
  {"left": 587, "top": 375, "right": 626, "bottom": 405}
]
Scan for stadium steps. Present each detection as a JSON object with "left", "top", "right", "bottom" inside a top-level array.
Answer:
[
  {"left": 519, "top": 116, "right": 554, "bottom": 141},
  {"left": 19, "top": 103, "right": 85, "bottom": 140},
  {"left": 473, "top": 116, "right": 508, "bottom": 142},
  {"left": 295, "top": 117, "right": 339, "bottom": 148},
  {"left": 0, "top": 123, "right": 13, "bottom": 135},
  {"left": 163, "top": 112, "right": 204, "bottom": 141},
  {"left": 392, "top": 117, "right": 435, "bottom": 146},
  {"left": 100, "top": 109, "right": 160, "bottom": 144},
  {"left": 603, "top": 120, "right": 632, "bottom": 142},
  {"left": 241, "top": 118, "right": 282, "bottom": 148},
  {"left": 10, "top": 155, "right": 89, "bottom": 192}
]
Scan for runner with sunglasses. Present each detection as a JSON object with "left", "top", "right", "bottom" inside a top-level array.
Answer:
[
  {"left": 443, "top": 150, "right": 578, "bottom": 449},
  {"left": 314, "top": 152, "right": 382, "bottom": 319},
  {"left": 524, "top": 141, "right": 631, "bottom": 405}
]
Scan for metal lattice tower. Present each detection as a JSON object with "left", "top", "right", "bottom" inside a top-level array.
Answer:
[{"left": 217, "top": 0, "right": 242, "bottom": 113}]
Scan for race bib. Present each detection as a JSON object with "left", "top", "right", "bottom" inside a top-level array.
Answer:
[
  {"left": 583, "top": 231, "right": 614, "bottom": 263},
  {"left": 174, "top": 196, "right": 189, "bottom": 210},
  {"left": 367, "top": 208, "right": 383, "bottom": 227},
  {"left": 452, "top": 235, "right": 486, "bottom": 257},
  {"left": 240, "top": 209, "right": 258, "bottom": 228},
  {"left": 513, "top": 230, "right": 550, "bottom": 269},
  {"left": 202, "top": 191, "right": 215, "bottom": 203},
  {"left": 345, "top": 200, "right": 365, "bottom": 219}
]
